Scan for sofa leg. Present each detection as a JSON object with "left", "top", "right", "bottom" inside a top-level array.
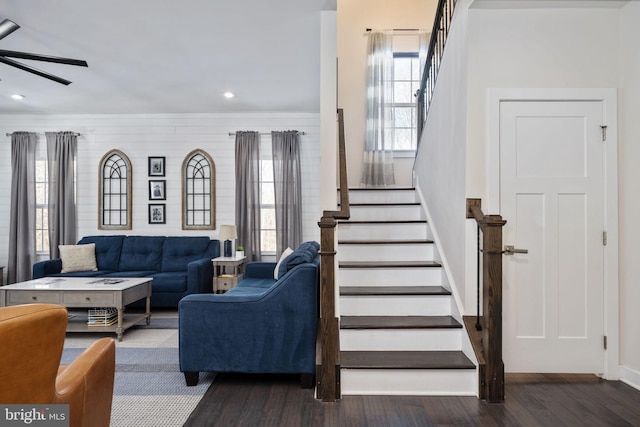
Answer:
[
  {"left": 184, "top": 371, "right": 199, "bottom": 386},
  {"left": 300, "top": 373, "right": 314, "bottom": 389}
]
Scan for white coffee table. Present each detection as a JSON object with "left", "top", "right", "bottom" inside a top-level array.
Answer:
[{"left": 0, "top": 277, "right": 152, "bottom": 341}]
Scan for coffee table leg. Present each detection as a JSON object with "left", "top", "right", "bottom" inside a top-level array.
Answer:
[
  {"left": 116, "top": 308, "right": 124, "bottom": 342},
  {"left": 146, "top": 283, "right": 151, "bottom": 325}
]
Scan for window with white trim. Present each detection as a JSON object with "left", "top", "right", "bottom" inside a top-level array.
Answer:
[{"left": 391, "top": 52, "right": 420, "bottom": 152}]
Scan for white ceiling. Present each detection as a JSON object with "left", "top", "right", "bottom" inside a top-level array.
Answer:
[{"left": 0, "top": 0, "right": 334, "bottom": 114}]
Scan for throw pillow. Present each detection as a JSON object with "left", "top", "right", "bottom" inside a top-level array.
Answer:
[
  {"left": 59, "top": 244, "right": 98, "bottom": 273},
  {"left": 274, "top": 247, "right": 294, "bottom": 279}
]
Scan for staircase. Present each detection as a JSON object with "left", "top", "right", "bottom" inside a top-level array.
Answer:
[{"left": 337, "top": 187, "right": 476, "bottom": 395}]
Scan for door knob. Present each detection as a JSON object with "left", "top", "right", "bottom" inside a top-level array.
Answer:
[{"left": 504, "top": 245, "right": 528, "bottom": 255}]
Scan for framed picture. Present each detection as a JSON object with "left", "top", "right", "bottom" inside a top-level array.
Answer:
[
  {"left": 149, "top": 204, "right": 166, "bottom": 224},
  {"left": 148, "top": 157, "right": 165, "bottom": 177},
  {"left": 149, "top": 180, "right": 166, "bottom": 200}
]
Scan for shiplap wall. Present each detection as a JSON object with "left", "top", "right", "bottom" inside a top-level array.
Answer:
[{"left": 0, "top": 113, "right": 320, "bottom": 280}]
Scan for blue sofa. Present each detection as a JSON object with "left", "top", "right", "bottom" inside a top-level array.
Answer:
[
  {"left": 32, "top": 235, "right": 219, "bottom": 308},
  {"left": 179, "top": 241, "right": 320, "bottom": 387}
]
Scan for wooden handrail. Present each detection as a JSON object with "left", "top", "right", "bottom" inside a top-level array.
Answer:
[
  {"left": 466, "top": 202, "right": 506, "bottom": 403},
  {"left": 316, "top": 108, "right": 349, "bottom": 402}
]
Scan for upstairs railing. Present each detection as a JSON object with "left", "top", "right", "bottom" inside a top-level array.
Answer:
[
  {"left": 416, "top": 0, "right": 458, "bottom": 147},
  {"left": 317, "top": 108, "right": 350, "bottom": 402},
  {"left": 465, "top": 202, "right": 506, "bottom": 402}
]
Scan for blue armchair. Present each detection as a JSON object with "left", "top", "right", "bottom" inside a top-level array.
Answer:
[{"left": 178, "top": 241, "right": 320, "bottom": 387}]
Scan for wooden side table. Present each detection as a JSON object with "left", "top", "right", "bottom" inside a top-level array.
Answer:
[{"left": 212, "top": 256, "right": 246, "bottom": 293}]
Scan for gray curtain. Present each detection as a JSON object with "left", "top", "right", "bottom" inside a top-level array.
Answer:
[
  {"left": 46, "top": 132, "right": 77, "bottom": 259},
  {"left": 362, "top": 31, "right": 396, "bottom": 187},
  {"left": 235, "top": 131, "right": 262, "bottom": 261},
  {"left": 272, "top": 131, "right": 302, "bottom": 256},
  {"left": 8, "top": 132, "right": 37, "bottom": 284}
]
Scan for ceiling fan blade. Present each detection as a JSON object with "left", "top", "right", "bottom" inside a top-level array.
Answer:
[
  {"left": 0, "top": 19, "right": 19, "bottom": 41},
  {"left": 0, "top": 56, "right": 72, "bottom": 85},
  {"left": 0, "top": 49, "right": 87, "bottom": 67}
]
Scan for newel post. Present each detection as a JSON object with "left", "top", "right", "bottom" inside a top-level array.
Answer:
[
  {"left": 317, "top": 215, "right": 340, "bottom": 402},
  {"left": 480, "top": 214, "right": 506, "bottom": 402}
]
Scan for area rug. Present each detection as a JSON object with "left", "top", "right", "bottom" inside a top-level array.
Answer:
[{"left": 62, "top": 312, "right": 214, "bottom": 427}]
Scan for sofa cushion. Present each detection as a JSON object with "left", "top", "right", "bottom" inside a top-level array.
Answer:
[
  {"left": 78, "top": 236, "right": 125, "bottom": 271},
  {"left": 277, "top": 241, "right": 320, "bottom": 280},
  {"left": 59, "top": 244, "right": 98, "bottom": 273},
  {"left": 51, "top": 270, "right": 112, "bottom": 278},
  {"left": 102, "top": 271, "right": 158, "bottom": 278},
  {"left": 236, "top": 277, "right": 277, "bottom": 289},
  {"left": 118, "top": 236, "right": 165, "bottom": 272},
  {"left": 162, "top": 236, "right": 212, "bottom": 272},
  {"left": 150, "top": 272, "right": 189, "bottom": 293}
]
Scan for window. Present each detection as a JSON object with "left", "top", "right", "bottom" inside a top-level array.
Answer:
[
  {"left": 182, "top": 149, "right": 216, "bottom": 230},
  {"left": 259, "top": 157, "right": 276, "bottom": 254},
  {"left": 391, "top": 52, "right": 420, "bottom": 152},
  {"left": 35, "top": 159, "right": 49, "bottom": 253},
  {"left": 99, "top": 150, "right": 132, "bottom": 230}
]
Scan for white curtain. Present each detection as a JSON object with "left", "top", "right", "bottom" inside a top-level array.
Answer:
[{"left": 362, "top": 31, "right": 395, "bottom": 187}]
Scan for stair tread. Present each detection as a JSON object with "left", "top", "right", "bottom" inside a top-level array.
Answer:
[
  {"left": 341, "top": 315, "right": 462, "bottom": 329},
  {"left": 341, "top": 351, "right": 475, "bottom": 369},
  {"left": 343, "top": 187, "right": 416, "bottom": 191},
  {"left": 341, "top": 286, "right": 451, "bottom": 296},
  {"left": 339, "top": 239, "right": 434, "bottom": 245},
  {"left": 341, "top": 202, "right": 420, "bottom": 207},
  {"left": 339, "top": 261, "right": 441, "bottom": 268},
  {"left": 339, "top": 219, "right": 426, "bottom": 224}
]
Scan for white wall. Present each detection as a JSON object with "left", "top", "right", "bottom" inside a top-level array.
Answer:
[
  {"left": 337, "top": 0, "right": 437, "bottom": 188},
  {"left": 0, "top": 113, "right": 320, "bottom": 280},
  {"left": 619, "top": 0, "right": 640, "bottom": 380},
  {"left": 414, "top": 0, "right": 471, "bottom": 310}
]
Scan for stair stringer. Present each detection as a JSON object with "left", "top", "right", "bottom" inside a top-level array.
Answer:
[{"left": 414, "top": 180, "right": 481, "bottom": 388}]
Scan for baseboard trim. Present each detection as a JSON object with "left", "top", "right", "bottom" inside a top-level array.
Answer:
[{"left": 619, "top": 365, "right": 640, "bottom": 391}]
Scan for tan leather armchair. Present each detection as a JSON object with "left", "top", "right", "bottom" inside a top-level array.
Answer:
[{"left": 0, "top": 304, "right": 116, "bottom": 427}]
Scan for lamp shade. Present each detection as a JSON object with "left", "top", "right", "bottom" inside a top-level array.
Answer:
[{"left": 219, "top": 225, "right": 237, "bottom": 241}]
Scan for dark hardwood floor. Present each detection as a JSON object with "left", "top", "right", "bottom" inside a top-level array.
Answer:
[{"left": 183, "top": 373, "right": 640, "bottom": 426}]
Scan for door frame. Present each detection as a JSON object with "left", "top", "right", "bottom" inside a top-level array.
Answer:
[{"left": 486, "top": 88, "right": 619, "bottom": 380}]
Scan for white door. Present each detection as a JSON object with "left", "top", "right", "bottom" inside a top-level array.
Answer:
[{"left": 500, "top": 100, "right": 605, "bottom": 373}]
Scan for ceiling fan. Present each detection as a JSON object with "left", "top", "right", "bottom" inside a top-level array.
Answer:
[{"left": 0, "top": 18, "right": 88, "bottom": 85}]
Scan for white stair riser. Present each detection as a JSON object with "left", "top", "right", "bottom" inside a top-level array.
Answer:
[
  {"left": 338, "top": 244, "right": 434, "bottom": 262},
  {"left": 338, "top": 223, "right": 427, "bottom": 240},
  {"left": 338, "top": 268, "right": 441, "bottom": 286},
  {"left": 340, "top": 329, "right": 462, "bottom": 351},
  {"left": 340, "top": 295, "right": 451, "bottom": 316},
  {"left": 348, "top": 205, "right": 424, "bottom": 221},
  {"left": 346, "top": 190, "right": 417, "bottom": 204},
  {"left": 341, "top": 369, "right": 476, "bottom": 396}
]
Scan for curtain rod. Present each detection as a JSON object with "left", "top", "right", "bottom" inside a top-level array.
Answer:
[
  {"left": 366, "top": 28, "right": 425, "bottom": 33},
  {"left": 228, "top": 131, "right": 306, "bottom": 136},
  {"left": 5, "top": 132, "right": 81, "bottom": 136}
]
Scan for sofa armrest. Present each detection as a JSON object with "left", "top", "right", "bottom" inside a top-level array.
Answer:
[
  {"left": 187, "top": 258, "right": 214, "bottom": 294},
  {"left": 245, "top": 262, "right": 277, "bottom": 279},
  {"left": 33, "top": 259, "right": 63, "bottom": 279},
  {"left": 54, "top": 337, "right": 115, "bottom": 427}
]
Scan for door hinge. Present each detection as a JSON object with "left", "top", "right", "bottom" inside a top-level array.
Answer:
[
  {"left": 604, "top": 335, "right": 608, "bottom": 350},
  {"left": 600, "top": 125, "right": 608, "bottom": 141},
  {"left": 603, "top": 231, "right": 608, "bottom": 246}
]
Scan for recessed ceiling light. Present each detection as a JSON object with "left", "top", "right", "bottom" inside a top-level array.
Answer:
[
  {"left": 223, "top": 92, "right": 235, "bottom": 99},
  {"left": 11, "top": 94, "right": 25, "bottom": 100}
]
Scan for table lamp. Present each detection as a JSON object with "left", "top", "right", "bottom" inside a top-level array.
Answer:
[{"left": 219, "top": 225, "right": 237, "bottom": 257}]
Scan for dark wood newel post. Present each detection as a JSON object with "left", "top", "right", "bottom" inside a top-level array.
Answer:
[
  {"left": 480, "top": 214, "right": 506, "bottom": 402},
  {"left": 317, "top": 215, "right": 340, "bottom": 402}
]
